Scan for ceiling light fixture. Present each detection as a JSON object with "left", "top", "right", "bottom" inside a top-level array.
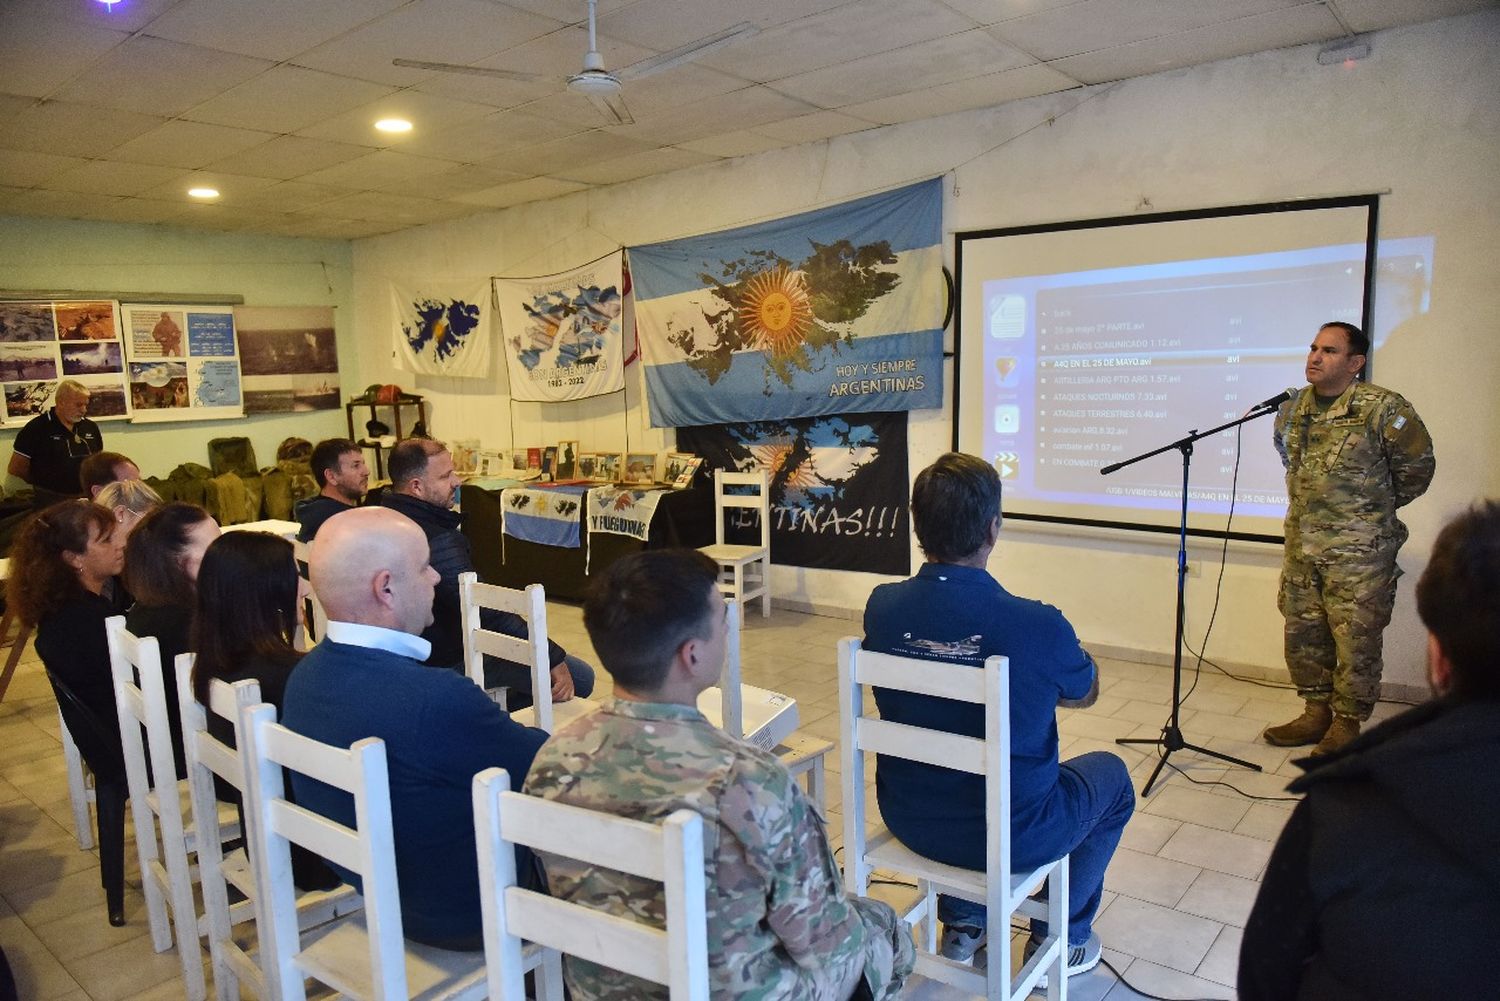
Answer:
[
  {"left": 1317, "top": 36, "right": 1371, "bottom": 66},
  {"left": 93, "top": 0, "right": 121, "bottom": 9},
  {"left": 188, "top": 187, "right": 220, "bottom": 200},
  {"left": 374, "top": 118, "right": 413, "bottom": 133}
]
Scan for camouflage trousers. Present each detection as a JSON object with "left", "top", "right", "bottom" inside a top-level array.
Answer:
[
  {"left": 847, "top": 897, "right": 916, "bottom": 1001},
  {"left": 1278, "top": 554, "right": 1399, "bottom": 720}
]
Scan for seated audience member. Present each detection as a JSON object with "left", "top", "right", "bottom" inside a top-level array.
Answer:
[
  {"left": 7, "top": 500, "right": 129, "bottom": 923},
  {"left": 281, "top": 506, "right": 548, "bottom": 950},
  {"left": 863, "top": 453, "right": 1133, "bottom": 981},
  {"left": 526, "top": 549, "right": 914, "bottom": 1000},
  {"left": 93, "top": 478, "right": 162, "bottom": 539},
  {"left": 79, "top": 451, "right": 140, "bottom": 500},
  {"left": 295, "top": 438, "right": 369, "bottom": 542},
  {"left": 1239, "top": 500, "right": 1500, "bottom": 1000},
  {"left": 379, "top": 437, "right": 593, "bottom": 707},
  {"left": 123, "top": 502, "right": 221, "bottom": 778},
  {"left": 190, "top": 529, "right": 339, "bottom": 890}
]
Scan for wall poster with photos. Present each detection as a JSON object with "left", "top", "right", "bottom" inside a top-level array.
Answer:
[
  {"left": 121, "top": 303, "right": 243, "bottom": 421},
  {"left": 0, "top": 300, "right": 131, "bottom": 427}
]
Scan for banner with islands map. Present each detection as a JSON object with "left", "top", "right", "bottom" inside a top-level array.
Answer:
[
  {"left": 629, "top": 178, "right": 945, "bottom": 428},
  {"left": 390, "top": 280, "right": 492, "bottom": 379},
  {"left": 494, "top": 251, "right": 627, "bottom": 403},
  {"left": 120, "top": 303, "right": 243, "bottom": 422}
]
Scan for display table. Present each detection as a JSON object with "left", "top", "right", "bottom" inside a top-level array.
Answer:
[{"left": 461, "top": 481, "right": 712, "bottom": 601}]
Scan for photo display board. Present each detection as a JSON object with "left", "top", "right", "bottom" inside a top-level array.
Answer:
[
  {"left": 0, "top": 300, "right": 131, "bottom": 426},
  {"left": 121, "top": 303, "right": 243, "bottom": 422}
]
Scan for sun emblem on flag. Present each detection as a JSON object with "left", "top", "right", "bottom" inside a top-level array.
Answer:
[
  {"left": 738, "top": 266, "right": 813, "bottom": 358},
  {"left": 748, "top": 445, "right": 818, "bottom": 491}
]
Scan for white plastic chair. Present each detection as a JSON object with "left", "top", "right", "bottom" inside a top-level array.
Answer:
[
  {"left": 174, "top": 656, "right": 360, "bottom": 1001},
  {"left": 293, "top": 540, "right": 326, "bottom": 649},
  {"left": 457, "top": 572, "right": 571, "bottom": 734},
  {"left": 108, "top": 616, "right": 239, "bottom": 1001},
  {"left": 712, "top": 600, "right": 832, "bottom": 811},
  {"left": 698, "top": 469, "right": 771, "bottom": 618},
  {"left": 59, "top": 708, "right": 97, "bottom": 850},
  {"left": 837, "top": 638, "right": 1069, "bottom": 1001},
  {"left": 473, "top": 767, "right": 707, "bottom": 1000},
  {"left": 240, "top": 702, "right": 511, "bottom": 1001}
]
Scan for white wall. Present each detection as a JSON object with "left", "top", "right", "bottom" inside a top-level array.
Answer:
[
  {"left": 0, "top": 217, "right": 356, "bottom": 481},
  {"left": 351, "top": 11, "right": 1500, "bottom": 689}
]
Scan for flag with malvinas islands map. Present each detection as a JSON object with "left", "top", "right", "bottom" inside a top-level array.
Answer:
[
  {"left": 390, "top": 280, "right": 492, "bottom": 378},
  {"left": 628, "top": 178, "right": 944, "bottom": 427}
]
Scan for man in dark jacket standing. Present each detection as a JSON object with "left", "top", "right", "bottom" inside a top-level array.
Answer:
[
  {"left": 1239, "top": 499, "right": 1500, "bottom": 1000},
  {"left": 380, "top": 437, "right": 593, "bottom": 706}
]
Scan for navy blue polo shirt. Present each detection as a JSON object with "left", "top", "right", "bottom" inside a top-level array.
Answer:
[
  {"left": 863, "top": 562, "right": 1094, "bottom": 869},
  {"left": 13, "top": 408, "right": 103, "bottom": 496}
]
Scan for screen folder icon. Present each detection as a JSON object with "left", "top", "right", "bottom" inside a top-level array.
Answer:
[
  {"left": 988, "top": 295, "right": 1025, "bottom": 339},
  {"left": 994, "top": 405, "right": 1020, "bottom": 435}
]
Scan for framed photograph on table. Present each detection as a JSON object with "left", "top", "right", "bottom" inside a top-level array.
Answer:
[
  {"left": 555, "top": 440, "right": 579, "bottom": 479},
  {"left": 575, "top": 452, "right": 600, "bottom": 481},
  {"left": 596, "top": 452, "right": 624, "bottom": 483},
  {"left": 624, "top": 452, "right": 657, "bottom": 485},
  {"left": 668, "top": 454, "right": 703, "bottom": 489}
]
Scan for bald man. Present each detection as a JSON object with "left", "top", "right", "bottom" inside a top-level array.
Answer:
[{"left": 281, "top": 507, "right": 548, "bottom": 951}]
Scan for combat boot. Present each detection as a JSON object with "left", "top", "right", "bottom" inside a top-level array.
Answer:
[
  {"left": 1311, "top": 714, "right": 1361, "bottom": 756},
  {"left": 1263, "top": 701, "right": 1332, "bottom": 746}
]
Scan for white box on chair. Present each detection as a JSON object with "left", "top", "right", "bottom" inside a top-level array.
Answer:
[{"left": 697, "top": 685, "right": 799, "bottom": 751}]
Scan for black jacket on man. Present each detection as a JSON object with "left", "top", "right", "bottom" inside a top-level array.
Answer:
[
  {"left": 1239, "top": 696, "right": 1500, "bottom": 1000},
  {"left": 379, "top": 490, "right": 566, "bottom": 673}
]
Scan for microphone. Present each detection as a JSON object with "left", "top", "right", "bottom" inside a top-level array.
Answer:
[{"left": 1252, "top": 388, "right": 1297, "bottom": 411}]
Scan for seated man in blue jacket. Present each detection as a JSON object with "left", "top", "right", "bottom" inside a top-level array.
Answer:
[
  {"left": 282, "top": 505, "right": 548, "bottom": 949},
  {"left": 379, "top": 436, "right": 593, "bottom": 708}
]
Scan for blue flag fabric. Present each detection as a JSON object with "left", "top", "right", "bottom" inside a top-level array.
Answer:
[
  {"left": 499, "top": 485, "right": 585, "bottom": 549},
  {"left": 630, "top": 179, "right": 945, "bottom": 428}
]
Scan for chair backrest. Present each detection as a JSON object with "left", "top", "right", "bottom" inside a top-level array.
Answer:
[
  {"left": 712, "top": 469, "right": 769, "bottom": 549},
  {"left": 176, "top": 654, "right": 264, "bottom": 998},
  {"left": 715, "top": 599, "right": 743, "bottom": 739},
  {"left": 836, "top": 638, "right": 1011, "bottom": 897},
  {"left": 240, "top": 702, "right": 405, "bottom": 1001},
  {"left": 457, "top": 571, "right": 552, "bottom": 730},
  {"left": 472, "top": 767, "right": 709, "bottom": 1000},
  {"left": 293, "top": 540, "right": 325, "bottom": 649}
]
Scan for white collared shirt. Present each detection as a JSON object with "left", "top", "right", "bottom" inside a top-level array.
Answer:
[{"left": 324, "top": 620, "right": 432, "bottom": 662}]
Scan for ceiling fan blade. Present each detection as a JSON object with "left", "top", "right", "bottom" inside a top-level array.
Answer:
[
  {"left": 616, "top": 21, "right": 759, "bottom": 81},
  {"left": 586, "top": 90, "right": 634, "bottom": 126},
  {"left": 392, "top": 57, "right": 548, "bottom": 84}
]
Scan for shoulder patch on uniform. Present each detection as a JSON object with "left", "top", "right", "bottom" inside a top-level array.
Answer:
[{"left": 1391, "top": 415, "right": 1407, "bottom": 430}]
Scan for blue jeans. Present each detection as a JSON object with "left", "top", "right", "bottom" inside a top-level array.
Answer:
[
  {"left": 938, "top": 751, "right": 1135, "bottom": 946},
  {"left": 485, "top": 654, "right": 596, "bottom": 710}
]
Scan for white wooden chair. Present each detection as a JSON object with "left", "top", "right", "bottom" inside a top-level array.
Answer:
[
  {"left": 108, "top": 616, "right": 239, "bottom": 1001},
  {"left": 174, "top": 656, "right": 359, "bottom": 1001},
  {"left": 240, "top": 702, "right": 520, "bottom": 1001},
  {"left": 837, "top": 638, "right": 1069, "bottom": 1001},
  {"left": 458, "top": 572, "right": 582, "bottom": 734},
  {"left": 712, "top": 600, "right": 833, "bottom": 812},
  {"left": 293, "top": 540, "right": 326, "bottom": 649},
  {"left": 59, "top": 708, "right": 97, "bottom": 850},
  {"left": 473, "top": 767, "right": 707, "bottom": 1000},
  {"left": 698, "top": 469, "right": 771, "bottom": 618}
]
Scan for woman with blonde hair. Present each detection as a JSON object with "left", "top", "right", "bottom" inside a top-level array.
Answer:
[{"left": 93, "top": 478, "right": 162, "bottom": 538}]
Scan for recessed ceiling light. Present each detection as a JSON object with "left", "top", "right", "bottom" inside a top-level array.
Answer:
[
  {"left": 375, "top": 118, "right": 413, "bottom": 133},
  {"left": 188, "top": 187, "right": 220, "bottom": 200}
]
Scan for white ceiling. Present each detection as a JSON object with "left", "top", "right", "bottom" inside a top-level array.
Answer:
[{"left": 0, "top": 0, "right": 1490, "bottom": 240}]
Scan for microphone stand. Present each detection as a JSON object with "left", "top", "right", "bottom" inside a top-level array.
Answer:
[{"left": 1103, "top": 404, "right": 1278, "bottom": 796}]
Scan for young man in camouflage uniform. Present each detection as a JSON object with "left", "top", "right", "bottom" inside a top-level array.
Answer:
[
  {"left": 524, "top": 549, "right": 914, "bottom": 1001},
  {"left": 1265, "top": 321, "right": 1435, "bottom": 755}
]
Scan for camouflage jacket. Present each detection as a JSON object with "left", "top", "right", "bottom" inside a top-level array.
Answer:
[
  {"left": 524, "top": 698, "right": 900, "bottom": 1001},
  {"left": 1274, "top": 381, "right": 1434, "bottom": 563}
]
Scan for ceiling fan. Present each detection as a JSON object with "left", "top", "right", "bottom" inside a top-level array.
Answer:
[{"left": 394, "top": 0, "right": 758, "bottom": 126}]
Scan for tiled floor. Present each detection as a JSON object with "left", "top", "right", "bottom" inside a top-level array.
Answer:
[{"left": 0, "top": 604, "right": 1410, "bottom": 1000}]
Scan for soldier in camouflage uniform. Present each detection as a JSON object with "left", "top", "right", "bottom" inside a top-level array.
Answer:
[
  {"left": 1266, "top": 321, "right": 1435, "bottom": 755},
  {"left": 524, "top": 549, "right": 914, "bottom": 1001}
]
